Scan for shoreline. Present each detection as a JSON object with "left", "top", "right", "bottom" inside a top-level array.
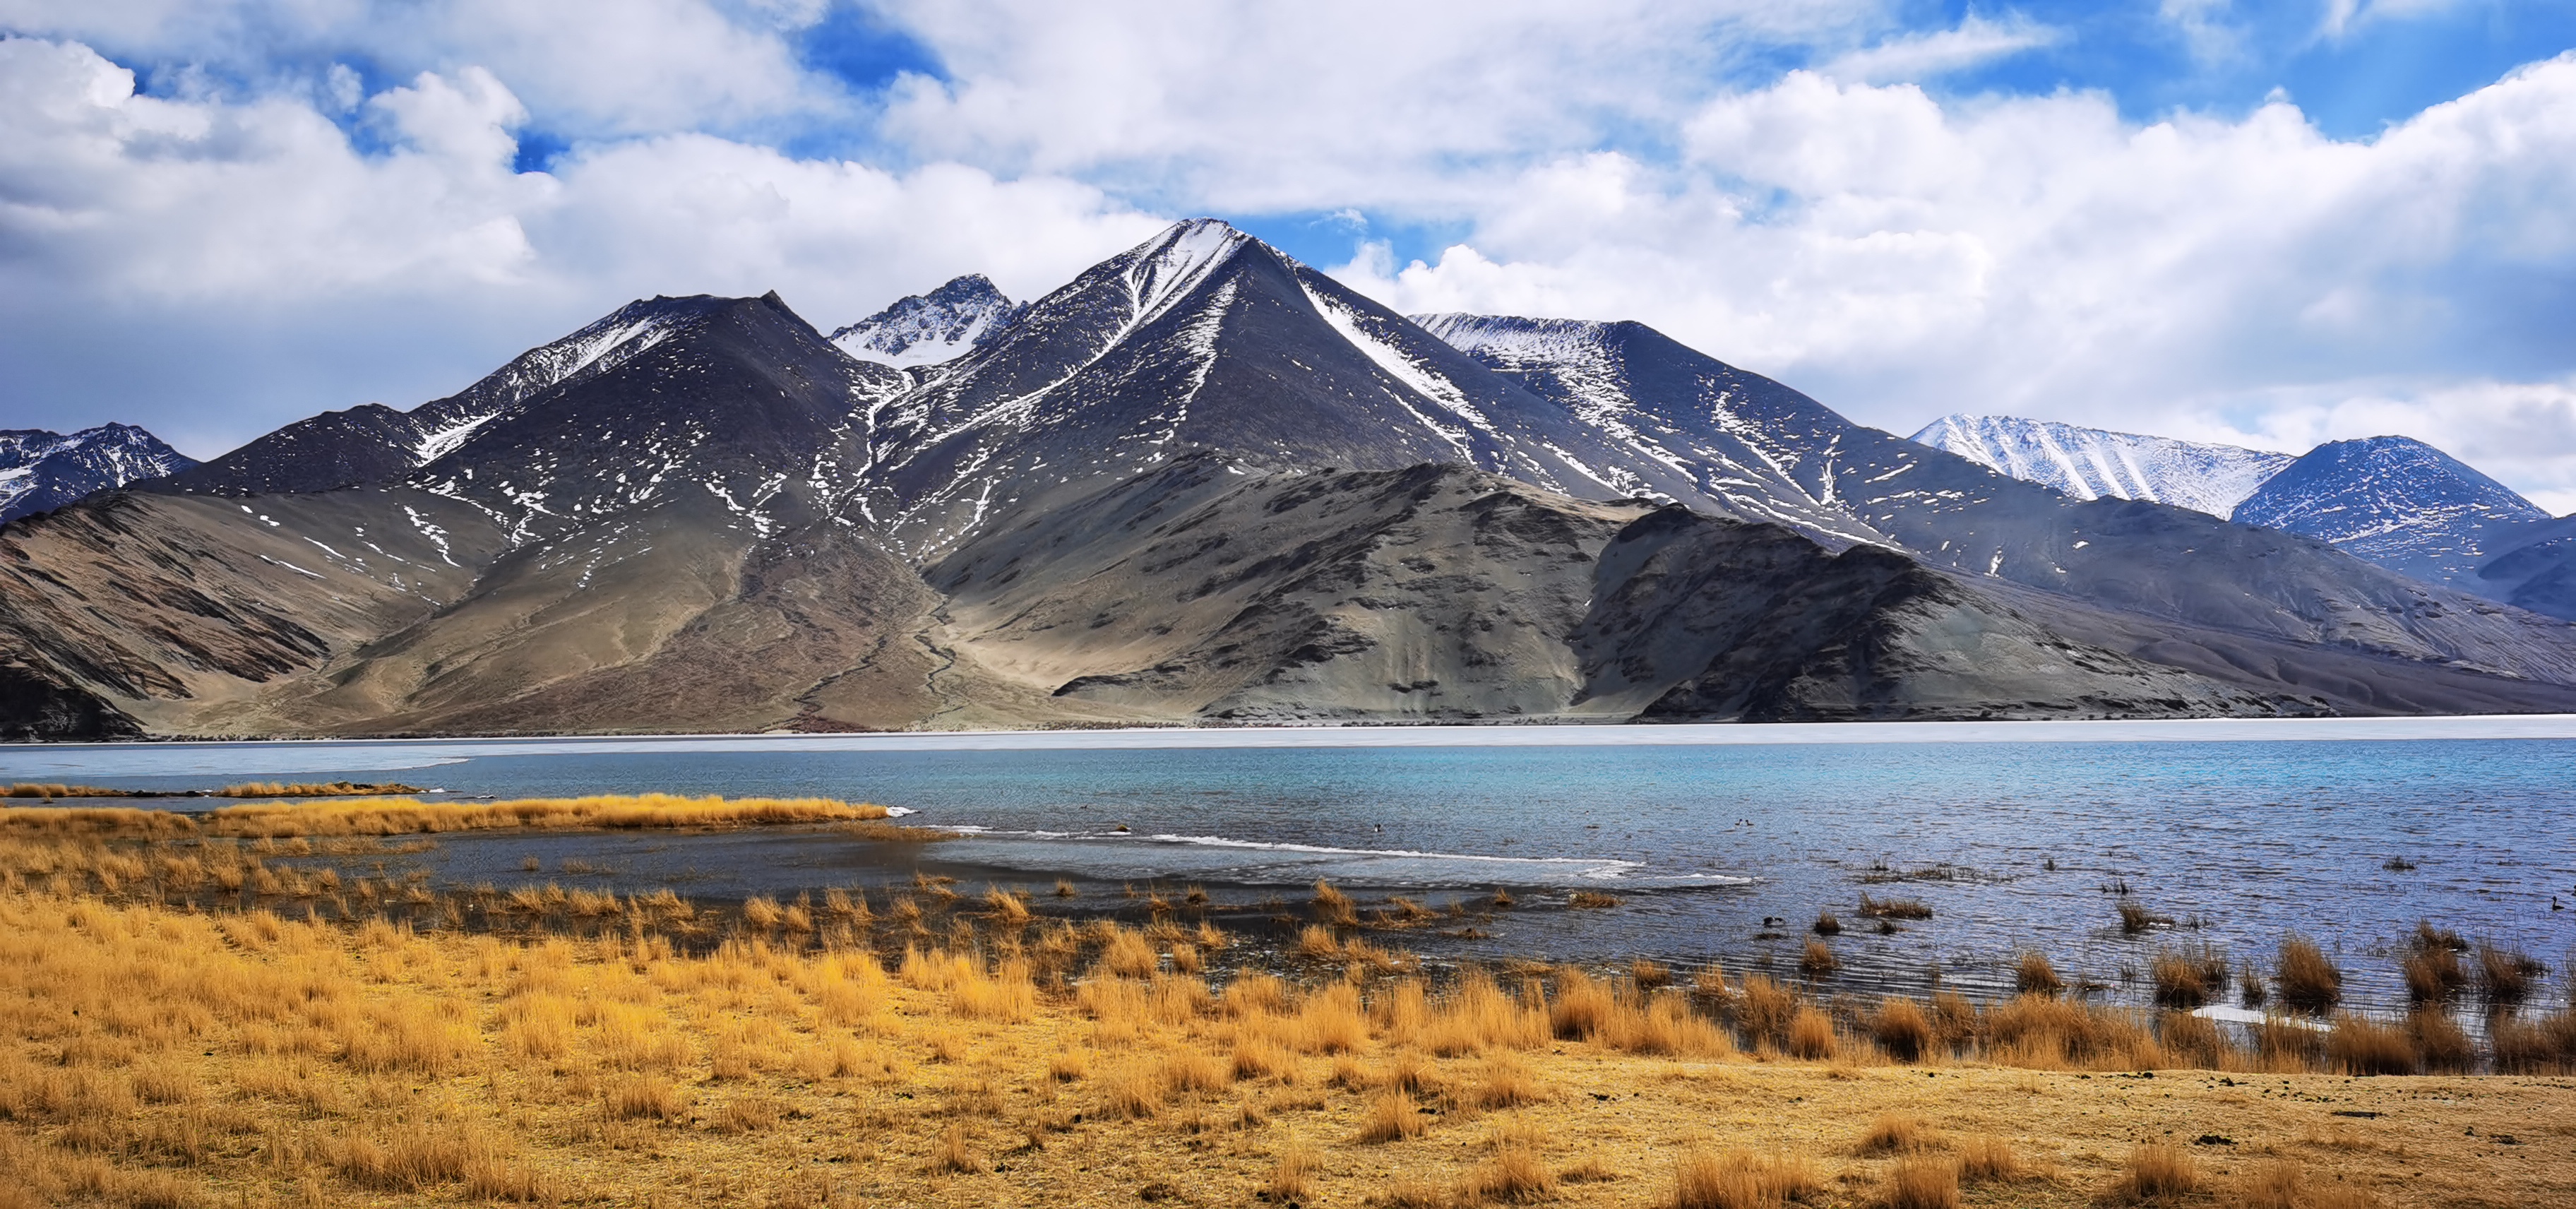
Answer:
[{"left": 11, "top": 712, "right": 2576, "bottom": 768}]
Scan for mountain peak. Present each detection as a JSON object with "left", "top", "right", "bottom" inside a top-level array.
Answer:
[
  {"left": 2230, "top": 434, "right": 2547, "bottom": 588},
  {"left": 1120, "top": 218, "right": 1258, "bottom": 326},
  {"left": 0, "top": 422, "right": 198, "bottom": 524},
  {"left": 831, "top": 275, "right": 1026, "bottom": 368}
]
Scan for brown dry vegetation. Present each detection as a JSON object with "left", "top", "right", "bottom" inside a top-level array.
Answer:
[
  {"left": 4, "top": 782, "right": 424, "bottom": 799},
  {"left": 1, "top": 793, "right": 922, "bottom": 840},
  {"left": 0, "top": 833, "right": 2571, "bottom": 1207}
]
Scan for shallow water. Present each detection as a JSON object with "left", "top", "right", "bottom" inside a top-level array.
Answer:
[{"left": 10, "top": 723, "right": 2575, "bottom": 1012}]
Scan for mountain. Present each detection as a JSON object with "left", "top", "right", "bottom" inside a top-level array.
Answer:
[
  {"left": 8, "top": 218, "right": 2576, "bottom": 740},
  {"left": 2479, "top": 513, "right": 2576, "bottom": 623},
  {"left": 1909, "top": 414, "right": 2292, "bottom": 518},
  {"left": 149, "top": 294, "right": 837, "bottom": 497},
  {"left": 1414, "top": 315, "right": 2576, "bottom": 694},
  {"left": 844, "top": 221, "right": 1880, "bottom": 561},
  {"left": 1907, "top": 417, "right": 2555, "bottom": 599},
  {"left": 829, "top": 275, "right": 1027, "bottom": 367},
  {"left": 2229, "top": 436, "right": 2551, "bottom": 590},
  {"left": 0, "top": 424, "right": 196, "bottom": 525},
  {"left": 927, "top": 453, "right": 2294, "bottom": 722}
]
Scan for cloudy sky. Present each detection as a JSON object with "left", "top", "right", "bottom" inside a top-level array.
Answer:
[{"left": 5, "top": 1, "right": 2575, "bottom": 510}]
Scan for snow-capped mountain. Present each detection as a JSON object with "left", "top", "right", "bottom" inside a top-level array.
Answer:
[
  {"left": 840, "top": 219, "right": 1840, "bottom": 557},
  {"left": 13, "top": 217, "right": 2576, "bottom": 742},
  {"left": 2231, "top": 436, "right": 2549, "bottom": 589},
  {"left": 829, "top": 275, "right": 1027, "bottom": 368},
  {"left": 1910, "top": 414, "right": 2293, "bottom": 518},
  {"left": 0, "top": 424, "right": 196, "bottom": 524}
]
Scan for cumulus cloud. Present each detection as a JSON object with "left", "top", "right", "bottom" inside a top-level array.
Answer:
[
  {"left": 0, "top": 0, "right": 834, "bottom": 137},
  {"left": 0, "top": 35, "right": 1159, "bottom": 453},
  {"left": 1332, "top": 57, "right": 2576, "bottom": 507},
  {"left": 871, "top": 0, "right": 1883, "bottom": 214}
]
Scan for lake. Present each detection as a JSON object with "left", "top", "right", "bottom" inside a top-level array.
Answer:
[{"left": 8, "top": 718, "right": 2573, "bottom": 1013}]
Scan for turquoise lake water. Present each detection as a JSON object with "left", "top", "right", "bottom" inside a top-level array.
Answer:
[{"left": 8, "top": 722, "right": 2572, "bottom": 1011}]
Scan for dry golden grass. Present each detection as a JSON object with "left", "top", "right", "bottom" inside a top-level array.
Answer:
[
  {"left": 2276, "top": 934, "right": 2343, "bottom": 1014},
  {"left": 1855, "top": 1112, "right": 1937, "bottom": 1155},
  {"left": 4, "top": 841, "right": 2574, "bottom": 1208},
  {"left": 1871, "top": 997, "right": 1933, "bottom": 1063},
  {"left": 2325, "top": 1013, "right": 2415, "bottom": 1076},
  {"left": 1883, "top": 1154, "right": 1960, "bottom": 1209},
  {"left": 209, "top": 781, "right": 425, "bottom": 798},
  {"left": 1856, "top": 893, "right": 1933, "bottom": 920},
  {"left": 1457, "top": 1120, "right": 1556, "bottom": 1205},
  {"left": 1670, "top": 1148, "right": 1820, "bottom": 1209},
  {"left": 1787, "top": 1006, "right": 1837, "bottom": 1060},
  {"left": 3, "top": 793, "right": 912, "bottom": 841},
  {"left": 1957, "top": 1134, "right": 2020, "bottom": 1184},
  {"left": 2109, "top": 1140, "right": 2199, "bottom": 1203}
]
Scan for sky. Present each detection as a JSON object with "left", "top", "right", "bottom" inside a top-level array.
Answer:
[{"left": 4, "top": 1, "right": 2575, "bottom": 511}]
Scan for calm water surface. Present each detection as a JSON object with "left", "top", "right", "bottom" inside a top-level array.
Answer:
[{"left": 9, "top": 725, "right": 2572, "bottom": 1011}]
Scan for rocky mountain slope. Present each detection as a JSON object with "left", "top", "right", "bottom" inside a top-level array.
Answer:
[
  {"left": 6, "top": 219, "right": 2575, "bottom": 739},
  {"left": 0, "top": 424, "right": 196, "bottom": 525},
  {"left": 1909, "top": 414, "right": 2291, "bottom": 517}
]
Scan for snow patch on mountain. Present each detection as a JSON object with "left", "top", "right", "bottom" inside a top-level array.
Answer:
[
  {"left": 1910, "top": 414, "right": 2293, "bottom": 517},
  {"left": 830, "top": 275, "right": 1027, "bottom": 368}
]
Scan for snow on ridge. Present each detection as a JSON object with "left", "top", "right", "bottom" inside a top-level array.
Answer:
[
  {"left": 1299, "top": 285, "right": 1493, "bottom": 460},
  {"left": 1411, "top": 313, "right": 1611, "bottom": 362},
  {"left": 415, "top": 412, "right": 501, "bottom": 463},
  {"left": 1127, "top": 219, "right": 1251, "bottom": 328},
  {"left": 1912, "top": 414, "right": 2293, "bottom": 518}
]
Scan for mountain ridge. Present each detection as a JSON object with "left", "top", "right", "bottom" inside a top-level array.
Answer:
[
  {"left": 7, "top": 218, "right": 2576, "bottom": 739},
  {"left": 0, "top": 424, "right": 197, "bottom": 525},
  {"left": 1909, "top": 414, "right": 2294, "bottom": 518}
]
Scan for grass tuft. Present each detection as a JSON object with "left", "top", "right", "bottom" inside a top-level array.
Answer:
[
  {"left": 2015, "top": 951, "right": 2064, "bottom": 996},
  {"left": 2106, "top": 1140, "right": 2198, "bottom": 1203},
  {"left": 1669, "top": 1148, "right": 1820, "bottom": 1209},
  {"left": 1882, "top": 1154, "right": 1960, "bottom": 1209}
]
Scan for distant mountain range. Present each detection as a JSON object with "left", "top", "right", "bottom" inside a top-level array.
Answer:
[
  {"left": 5, "top": 219, "right": 2575, "bottom": 740},
  {"left": 0, "top": 424, "right": 195, "bottom": 525},
  {"left": 1914, "top": 415, "right": 2566, "bottom": 616}
]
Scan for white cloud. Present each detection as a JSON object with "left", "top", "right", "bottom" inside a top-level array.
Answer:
[
  {"left": 0, "top": 36, "right": 1160, "bottom": 453},
  {"left": 1820, "top": 13, "right": 2059, "bottom": 83},
  {"left": 1329, "top": 58, "right": 2576, "bottom": 508},
  {"left": 870, "top": 0, "right": 1884, "bottom": 214},
  {"left": 0, "top": 0, "right": 833, "bottom": 137},
  {"left": 2320, "top": 0, "right": 2469, "bottom": 41}
]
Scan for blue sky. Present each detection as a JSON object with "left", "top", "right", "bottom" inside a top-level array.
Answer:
[{"left": 4, "top": 1, "right": 2575, "bottom": 508}]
